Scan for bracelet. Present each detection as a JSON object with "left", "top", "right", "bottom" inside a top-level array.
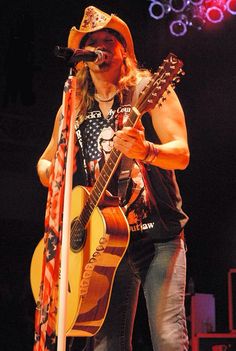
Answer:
[
  {"left": 142, "top": 141, "right": 151, "bottom": 161},
  {"left": 142, "top": 141, "right": 159, "bottom": 164}
]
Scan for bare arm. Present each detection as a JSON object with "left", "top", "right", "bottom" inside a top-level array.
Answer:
[
  {"left": 113, "top": 88, "right": 190, "bottom": 170},
  {"left": 37, "top": 107, "right": 61, "bottom": 186}
]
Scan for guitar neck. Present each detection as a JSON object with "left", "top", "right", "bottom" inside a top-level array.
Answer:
[{"left": 79, "top": 108, "right": 139, "bottom": 228}]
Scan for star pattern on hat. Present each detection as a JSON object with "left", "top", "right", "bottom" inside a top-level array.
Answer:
[{"left": 80, "top": 6, "right": 108, "bottom": 31}]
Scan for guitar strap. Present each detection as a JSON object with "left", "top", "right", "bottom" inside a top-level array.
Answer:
[{"left": 118, "top": 77, "right": 150, "bottom": 206}]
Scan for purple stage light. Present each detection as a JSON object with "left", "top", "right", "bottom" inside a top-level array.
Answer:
[
  {"left": 169, "top": 19, "right": 188, "bottom": 36},
  {"left": 149, "top": 1, "right": 165, "bottom": 20}
]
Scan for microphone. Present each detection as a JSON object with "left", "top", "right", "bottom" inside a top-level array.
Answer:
[{"left": 54, "top": 46, "right": 108, "bottom": 66}]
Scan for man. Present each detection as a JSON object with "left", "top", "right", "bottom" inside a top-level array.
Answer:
[{"left": 36, "top": 6, "right": 190, "bottom": 351}]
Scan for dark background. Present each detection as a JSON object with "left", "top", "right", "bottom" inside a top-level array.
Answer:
[{"left": 0, "top": 1, "right": 236, "bottom": 350}]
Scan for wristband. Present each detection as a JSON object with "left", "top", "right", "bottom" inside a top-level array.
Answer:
[
  {"left": 142, "top": 141, "right": 159, "bottom": 164},
  {"left": 142, "top": 142, "right": 151, "bottom": 161}
]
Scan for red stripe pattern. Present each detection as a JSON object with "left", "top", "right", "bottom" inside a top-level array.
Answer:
[{"left": 33, "top": 77, "right": 74, "bottom": 351}]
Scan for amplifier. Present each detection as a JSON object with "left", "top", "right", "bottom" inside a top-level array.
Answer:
[
  {"left": 192, "top": 333, "right": 236, "bottom": 351},
  {"left": 228, "top": 268, "right": 236, "bottom": 333}
]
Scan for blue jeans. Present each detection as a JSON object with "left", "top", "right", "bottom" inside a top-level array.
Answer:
[{"left": 84, "top": 233, "right": 189, "bottom": 351}]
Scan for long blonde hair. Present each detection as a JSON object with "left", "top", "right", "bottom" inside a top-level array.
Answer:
[{"left": 75, "top": 55, "right": 151, "bottom": 125}]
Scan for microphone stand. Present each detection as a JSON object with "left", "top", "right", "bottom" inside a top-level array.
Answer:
[{"left": 56, "top": 65, "right": 77, "bottom": 351}]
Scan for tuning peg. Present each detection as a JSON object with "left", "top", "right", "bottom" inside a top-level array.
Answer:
[
  {"left": 178, "top": 68, "right": 185, "bottom": 76},
  {"left": 173, "top": 76, "right": 181, "bottom": 83}
]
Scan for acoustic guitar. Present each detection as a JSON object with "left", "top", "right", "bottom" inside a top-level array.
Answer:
[{"left": 30, "top": 53, "right": 184, "bottom": 337}]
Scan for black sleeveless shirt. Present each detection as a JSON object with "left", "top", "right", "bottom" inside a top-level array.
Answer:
[{"left": 73, "top": 92, "right": 188, "bottom": 241}]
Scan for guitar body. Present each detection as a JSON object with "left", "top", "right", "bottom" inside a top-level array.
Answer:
[{"left": 30, "top": 185, "right": 130, "bottom": 337}]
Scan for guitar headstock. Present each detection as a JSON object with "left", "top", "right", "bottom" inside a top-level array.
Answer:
[{"left": 137, "top": 53, "right": 184, "bottom": 113}]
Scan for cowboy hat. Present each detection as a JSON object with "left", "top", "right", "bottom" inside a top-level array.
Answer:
[{"left": 68, "top": 6, "right": 136, "bottom": 62}]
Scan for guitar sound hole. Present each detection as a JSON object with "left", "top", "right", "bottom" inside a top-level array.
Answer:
[{"left": 70, "top": 218, "right": 86, "bottom": 252}]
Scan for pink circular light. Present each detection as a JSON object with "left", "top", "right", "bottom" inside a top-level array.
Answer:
[
  {"left": 206, "top": 6, "right": 224, "bottom": 23},
  {"left": 226, "top": 0, "right": 236, "bottom": 14}
]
